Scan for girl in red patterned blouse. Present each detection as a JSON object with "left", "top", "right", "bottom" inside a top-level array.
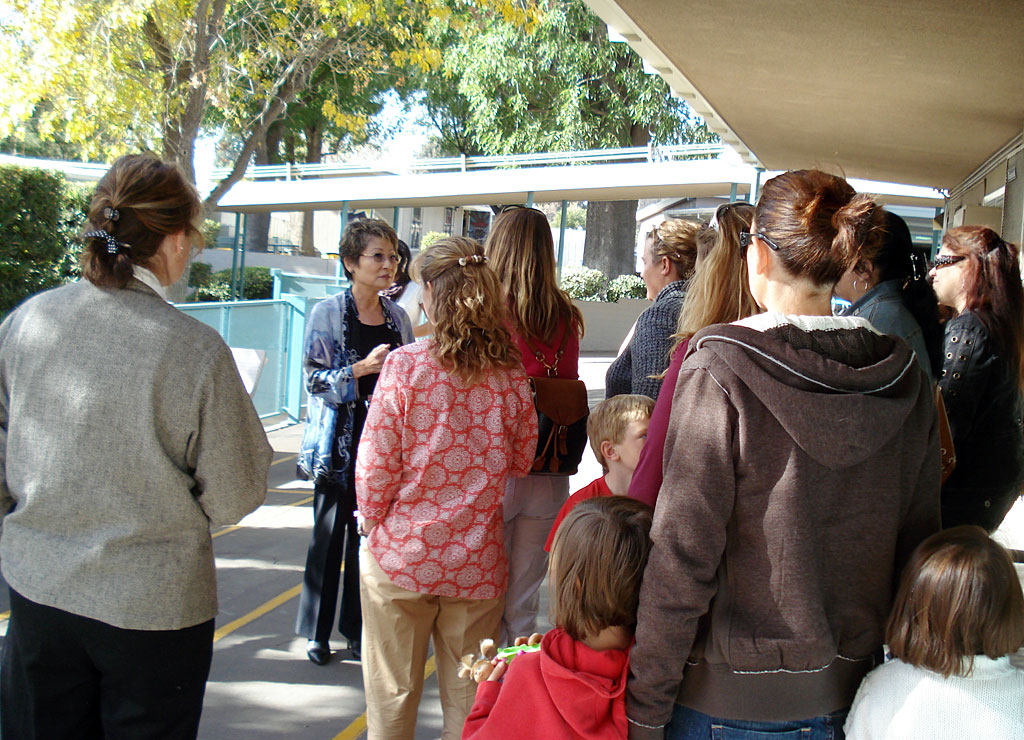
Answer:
[{"left": 355, "top": 236, "right": 539, "bottom": 740}]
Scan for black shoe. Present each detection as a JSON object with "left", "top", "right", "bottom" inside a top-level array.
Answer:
[
  {"left": 347, "top": 639, "right": 361, "bottom": 661},
  {"left": 306, "top": 640, "right": 330, "bottom": 665}
]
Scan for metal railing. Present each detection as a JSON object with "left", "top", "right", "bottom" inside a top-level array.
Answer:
[
  {"left": 208, "top": 143, "right": 726, "bottom": 181},
  {"left": 176, "top": 297, "right": 307, "bottom": 422}
]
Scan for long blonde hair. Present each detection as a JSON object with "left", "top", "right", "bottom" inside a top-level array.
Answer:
[
  {"left": 413, "top": 237, "right": 521, "bottom": 383},
  {"left": 671, "top": 202, "right": 758, "bottom": 354},
  {"left": 483, "top": 207, "right": 584, "bottom": 342}
]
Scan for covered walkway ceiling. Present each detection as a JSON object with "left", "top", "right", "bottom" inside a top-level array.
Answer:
[
  {"left": 586, "top": 0, "right": 1024, "bottom": 190},
  {"left": 216, "top": 160, "right": 754, "bottom": 213}
]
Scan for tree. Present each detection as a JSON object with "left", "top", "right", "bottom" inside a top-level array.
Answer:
[
  {"left": 0, "top": 0, "right": 495, "bottom": 210},
  {"left": 412, "top": 0, "right": 716, "bottom": 276}
]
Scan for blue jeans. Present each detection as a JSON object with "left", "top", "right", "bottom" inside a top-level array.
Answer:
[{"left": 666, "top": 704, "right": 848, "bottom": 740}]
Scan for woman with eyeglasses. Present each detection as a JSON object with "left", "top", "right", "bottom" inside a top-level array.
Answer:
[
  {"left": 606, "top": 217, "right": 700, "bottom": 400},
  {"left": 833, "top": 211, "right": 942, "bottom": 381},
  {"left": 483, "top": 206, "right": 585, "bottom": 644},
  {"left": 629, "top": 202, "right": 758, "bottom": 507},
  {"left": 928, "top": 226, "right": 1024, "bottom": 532},
  {"left": 296, "top": 218, "right": 414, "bottom": 665},
  {"left": 626, "top": 170, "right": 940, "bottom": 740}
]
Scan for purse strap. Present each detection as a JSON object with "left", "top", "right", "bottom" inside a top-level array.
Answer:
[{"left": 522, "top": 326, "right": 569, "bottom": 378}]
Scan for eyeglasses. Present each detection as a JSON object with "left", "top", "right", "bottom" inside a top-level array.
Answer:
[
  {"left": 360, "top": 252, "right": 401, "bottom": 264},
  {"left": 929, "top": 254, "right": 966, "bottom": 270},
  {"left": 739, "top": 231, "right": 781, "bottom": 251}
]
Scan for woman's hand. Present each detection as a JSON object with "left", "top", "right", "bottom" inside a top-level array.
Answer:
[
  {"left": 353, "top": 344, "right": 391, "bottom": 378},
  {"left": 359, "top": 518, "right": 379, "bottom": 537}
]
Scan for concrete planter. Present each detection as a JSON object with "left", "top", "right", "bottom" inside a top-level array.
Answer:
[{"left": 574, "top": 298, "right": 650, "bottom": 354}]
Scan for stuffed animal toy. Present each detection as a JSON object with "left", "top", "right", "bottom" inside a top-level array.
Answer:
[{"left": 458, "top": 633, "right": 543, "bottom": 683}]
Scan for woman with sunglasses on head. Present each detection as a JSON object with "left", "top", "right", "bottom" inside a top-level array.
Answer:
[
  {"left": 628, "top": 202, "right": 758, "bottom": 507},
  {"left": 606, "top": 218, "right": 701, "bottom": 400},
  {"left": 296, "top": 218, "right": 414, "bottom": 666},
  {"left": 626, "top": 170, "right": 941, "bottom": 740},
  {"left": 928, "top": 226, "right": 1024, "bottom": 532},
  {"left": 484, "top": 206, "right": 585, "bottom": 644},
  {"left": 833, "top": 211, "right": 942, "bottom": 381},
  {"left": 0, "top": 153, "right": 272, "bottom": 739}
]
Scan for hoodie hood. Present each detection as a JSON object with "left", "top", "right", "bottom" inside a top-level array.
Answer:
[
  {"left": 689, "top": 316, "right": 922, "bottom": 469},
  {"left": 539, "top": 628, "right": 629, "bottom": 738}
]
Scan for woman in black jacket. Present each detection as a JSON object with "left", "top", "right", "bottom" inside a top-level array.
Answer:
[{"left": 929, "top": 225, "right": 1024, "bottom": 531}]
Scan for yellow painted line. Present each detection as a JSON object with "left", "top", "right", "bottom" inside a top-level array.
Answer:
[
  {"left": 0, "top": 610, "right": 9, "bottom": 621},
  {"left": 213, "top": 583, "right": 302, "bottom": 643},
  {"left": 332, "top": 655, "right": 437, "bottom": 740},
  {"left": 270, "top": 453, "right": 298, "bottom": 468},
  {"left": 267, "top": 487, "right": 316, "bottom": 495},
  {"left": 211, "top": 495, "right": 313, "bottom": 538}
]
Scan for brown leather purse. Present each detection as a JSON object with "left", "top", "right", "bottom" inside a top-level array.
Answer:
[{"left": 523, "top": 334, "right": 589, "bottom": 476}]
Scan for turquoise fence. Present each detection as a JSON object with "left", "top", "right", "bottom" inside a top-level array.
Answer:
[
  {"left": 271, "top": 269, "right": 349, "bottom": 300},
  {"left": 176, "top": 297, "right": 307, "bottom": 422}
]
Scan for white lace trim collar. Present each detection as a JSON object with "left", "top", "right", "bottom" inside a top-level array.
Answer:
[{"left": 734, "top": 311, "right": 880, "bottom": 334}]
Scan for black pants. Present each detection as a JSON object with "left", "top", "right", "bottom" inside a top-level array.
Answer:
[
  {"left": 295, "top": 477, "right": 362, "bottom": 643},
  {"left": 1, "top": 588, "right": 214, "bottom": 740}
]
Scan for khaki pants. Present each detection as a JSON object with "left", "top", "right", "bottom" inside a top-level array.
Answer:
[{"left": 359, "top": 543, "right": 503, "bottom": 740}]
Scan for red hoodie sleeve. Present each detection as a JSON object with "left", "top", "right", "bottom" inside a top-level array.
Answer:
[
  {"left": 461, "top": 681, "right": 503, "bottom": 739},
  {"left": 628, "top": 341, "right": 687, "bottom": 507}
]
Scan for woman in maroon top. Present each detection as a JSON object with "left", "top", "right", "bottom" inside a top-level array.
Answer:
[
  {"left": 484, "top": 206, "right": 585, "bottom": 644},
  {"left": 629, "top": 202, "right": 756, "bottom": 507}
]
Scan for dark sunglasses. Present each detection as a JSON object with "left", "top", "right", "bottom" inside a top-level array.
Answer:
[
  {"left": 739, "top": 231, "right": 781, "bottom": 251},
  {"left": 929, "top": 254, "right": 966, "bottom": 270}
]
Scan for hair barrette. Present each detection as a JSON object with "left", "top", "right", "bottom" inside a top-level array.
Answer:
[
  {"left": 457, "top": 254, "right": 487, "bottom": 266},
  {"left": 103, "top": 207, "right": 119, "bottom": 222},
  {"left": 84, "top": 229, "right": 131, "bottom": 256}
]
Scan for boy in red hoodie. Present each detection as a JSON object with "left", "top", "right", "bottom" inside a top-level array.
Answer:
[{"left": 463, "top": 496, "right": 653, "bottom": 740}]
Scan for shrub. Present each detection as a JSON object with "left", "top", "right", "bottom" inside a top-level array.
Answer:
[
  {"left": 188, "top": 262, "right": 213, "bottom": 288},
  {"left": 191, "top": 283, "right": 233, "bottom": 302},
  {"left": 0, "top": 165, "right": 89, "bottom": 317},
  {"left": 606, "top": 274, "right": 646, "bottom": 302},
  {"left": 559, "top": 266, "right": 605, "bottom": 301},
  {"left": 421, "top": 231, "right": 447, "bottom": 248}
]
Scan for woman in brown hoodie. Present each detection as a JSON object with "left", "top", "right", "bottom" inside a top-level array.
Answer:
[{"left": 625, "top": 170, "right": 941, "bottom": 740}]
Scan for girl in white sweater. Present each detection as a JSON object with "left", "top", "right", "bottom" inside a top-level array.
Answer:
[{"left": 845, "top": 525, "right": 1024, "bottom": 739}]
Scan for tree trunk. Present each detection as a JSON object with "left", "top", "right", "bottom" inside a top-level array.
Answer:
[
  {"left": 300, "top": 123, "right": 324, "bottom": 257},
  {"left": 246, "top": 120, "right": 285, "bottom": 253},
  {"left": 583, "top": 200, "right": 639, "bottom": 279}
]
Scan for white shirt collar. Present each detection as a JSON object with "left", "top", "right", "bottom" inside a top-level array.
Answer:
[
  {"left": 734, "top": 311, "right": 880, "bottom": 334},
  {"left": 132, "top": 265, "right": 169, "bottom": 302}
]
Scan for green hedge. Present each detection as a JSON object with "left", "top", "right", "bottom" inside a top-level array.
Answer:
[
  {"left": 187, "top": 263, "right": 274, "bottom": 301},
  {"left": 0, "top": 165, "right": 90, "bottom": 316},
  {"left": 606, "top": 274, "right": 646, "bottom": 302}
]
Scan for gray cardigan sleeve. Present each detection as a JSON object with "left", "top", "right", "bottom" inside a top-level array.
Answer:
[
  {"left": 0, "top": 314, "right": 10, "bottom": 524},
  {"left": 186, "top": 342, "right": 272, "bottom": 526}
]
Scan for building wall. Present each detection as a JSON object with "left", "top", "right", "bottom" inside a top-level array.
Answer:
[{"left": 1002, "top": 132, "right": 1024, "bottom": 247}]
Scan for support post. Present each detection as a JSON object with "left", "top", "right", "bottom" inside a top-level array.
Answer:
[
  {"left": 526, "top": 191, "right": 534, "bottom": 208},
  {"left": 932, "top": 207, "right": 944, "bottom": 256},
  {"left": 230, "top": 212, "right": 241, "bottom": 300},
  {"left": 393, "top": 206, "right": 400, "bottom": 229},
  {"left": 557, "top": 200, "right": 568, "bottom": 278},
  {"left": 337, "top": 201, "right": 349, "bottom": 280},
  {"left": 729, "top": 182, "right": 738, "bottom": 203},
  {"left": 752, "top": 168, "right": 764, "bottom": 204},
  {"left": 237, "top": 214, "right": 248, "bottom": 300}
]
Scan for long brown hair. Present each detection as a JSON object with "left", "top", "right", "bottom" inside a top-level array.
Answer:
[
  {"left": 82, "top": 153, "right": 202, "bottom": 289},
  {"left": 670, "top": 202, "right": 758, "bottom": 355},
  {"left": 754, "top": 169, "right": 885, "bottom": 287},
  {"left": 943, "top": 226, "right": 1024, "bottom": 389},
  {"left": 483, "top": 207, "right": 583, "bottom": 342},
  {"left": 412, "top": 237, "right": 520, "bottom": 384},
  {"left": 886, "top": 525, "right": 1024, "bottom": 678}
]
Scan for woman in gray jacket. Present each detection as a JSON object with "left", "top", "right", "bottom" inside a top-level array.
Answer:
[{"left": 0, "top": 154, "right": 272, "bottom": 739}]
